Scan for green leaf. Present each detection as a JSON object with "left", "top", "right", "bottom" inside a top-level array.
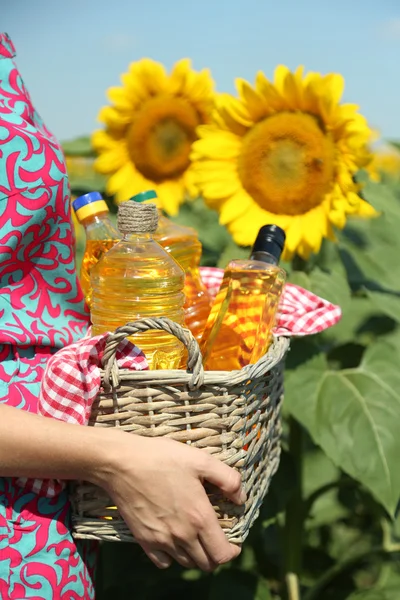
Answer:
[
  {"left": 209, "top": 570, "right": 271, "bottom": 600},
  {"left": 284, "top": 339, "right": 327, "bottom": 438},
  {"left": 288, "top": 271, "right": 310, "bottom": 289},
  {"left": 338, "top": 181, "right": 400, "bottom": 292},
  {"left": 170, "top": 199, "right": 231, "bottom": 256},
  {"left": 310, "top": 268, "right": 351, "bottom": 311},
  {"left": 260, "top": 448, "right": 297, "bottom": 523},
  {"left": 62, "top": 136, "right": 96, "bottom": 157},
  {"left": 320, "top": 295, "right": 390, "bottom": 347},
  {"left": 289, "top": 250, "right": 351, "bottom": 317},
  {"left": 303, "top": 450, "right": 348, "bottom": 528},
  {"left": 361, "top": 339, "right": 400, "bottom": 399},
  {"left": 69, "top": 172, "right": 107, "bottom": 195},
  {"left": 347, "top": 588, "right": 400, "bottom": 599},
  {"left": 388, "top": 140, "right": 400, "bottom": 153},
  {"left": 285, "top": 338, "right": 400, "bottom": 515},
  {"left": 217, "top": 239, "right": 251, "bottom": 269},
  {"left": 365, "top": 290, "right": 400, "bottom": 324}
]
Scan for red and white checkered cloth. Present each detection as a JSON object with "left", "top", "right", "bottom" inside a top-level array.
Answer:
[
  {"left": 17, "top": 266, "right": 341, "bottom": 498},
  {"left": 16, "top": 333, "right": 148, "bottom": 497},
  {"left": 199, "top": 267, "right": 341, "bottom": 336}
]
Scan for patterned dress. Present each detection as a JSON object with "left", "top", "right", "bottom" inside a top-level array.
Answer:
[{"left": 0, "top": 33, "right": 96, "bottom": 598}]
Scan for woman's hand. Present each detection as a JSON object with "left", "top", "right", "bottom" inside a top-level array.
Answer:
[
  {"left": 0, "top": 404, "right": 245, "bottom": 572},
  {"left": 94, "top": 432, "right": 245, "bottom": 572}
]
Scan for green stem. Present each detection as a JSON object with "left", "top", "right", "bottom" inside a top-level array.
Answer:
[
  {"left": 303, "top": 547, "right": 400, "bottom": 600},
  {"left": 284, "top": 416, "right": 304, "bottom": 577}
]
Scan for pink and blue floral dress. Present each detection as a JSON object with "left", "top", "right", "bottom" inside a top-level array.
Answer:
[{"left": 0, "top": 33, "right": 96, "bottom": 598}]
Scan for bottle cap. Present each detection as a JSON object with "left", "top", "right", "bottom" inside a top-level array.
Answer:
[
  {"left": 72, "top": 192, "right": 109, "bottom": 223},
  {"left": 130, "top": 190, "right": 158, "bottom": 203},
  {"left": 117, "top": 201, "right": 158, "bottom": 234},
  {"left": 251, "top": 224, "right": 286, "bottom": 261}
]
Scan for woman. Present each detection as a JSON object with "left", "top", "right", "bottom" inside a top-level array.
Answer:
[{"left": 0, "top": 33, "right": 243, "bottom": 599}]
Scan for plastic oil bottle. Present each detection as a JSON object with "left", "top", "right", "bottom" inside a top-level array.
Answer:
[
  {"left": 90, "top": 200, "right": 186, "bottom": 370},
  {"left": 72, "top": 192, "right": 119, "bottom": 306},
  {"left": 200, "top": 225, "right": 286, "bottom": 371},
  {"left": 130, "top": 191, "right": 211, "bottom": 342}
]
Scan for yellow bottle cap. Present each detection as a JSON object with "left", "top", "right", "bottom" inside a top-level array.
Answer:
[
  {"left": 74, "top": 200, "right": 109, "bottom": 223},
  {"left": 72, "top": 192, "right": 109, "bottom": 223}
]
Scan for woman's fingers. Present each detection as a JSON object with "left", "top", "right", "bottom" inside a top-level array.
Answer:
[
  {"left": 102, "top": 435, "right": 247, "bottom": 572},
  {"left": 143, "top": 548, "right": 172, "bottom": 569},
  {"left": 171, "top": 547, "right": 197, "bottom": 570},
  {"left": 181, "top": 539, "right": 215, "bottom": 572},
  {"left": 143, "top": 541, "right": 200, "bottom": 571},
  {"left": 199, "top": 455, "right": 246, "bottom": 506},
  {"left": 197, "top": 504, "right": 242, "bottom": 566}
]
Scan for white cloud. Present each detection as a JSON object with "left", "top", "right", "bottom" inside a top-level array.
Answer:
[
  {"left": 101, "top": 33, "right": 136, "bottom": 53},
  {"left": 378, "top": 18, "right": 400, "bottom": 40}
]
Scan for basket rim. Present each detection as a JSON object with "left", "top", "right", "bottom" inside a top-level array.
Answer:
[{"left": 100, "top": 336, "right": 289, "bottom": 388}]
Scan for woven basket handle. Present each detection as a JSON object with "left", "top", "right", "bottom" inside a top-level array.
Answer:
[{"left": 102, "top": 317, "right": 204, "bottom": 391}]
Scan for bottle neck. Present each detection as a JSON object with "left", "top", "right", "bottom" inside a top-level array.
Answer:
[
  {"left": 249, "top": 250, "right": 280, "bottom": 266},
  {"left": 122, "top": 231, "right": 153, "bottom": 241},
  {"left": 80, "top": 211, "right": 110, "bottom": 228}
]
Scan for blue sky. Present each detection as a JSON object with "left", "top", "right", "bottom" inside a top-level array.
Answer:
[{"left": 4, "top": 0, "right": 400, "bottom": 143}]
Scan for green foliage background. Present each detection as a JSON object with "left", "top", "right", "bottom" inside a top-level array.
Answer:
[{"left": 67, "top": 137, "right": 400, "bottom": 599}]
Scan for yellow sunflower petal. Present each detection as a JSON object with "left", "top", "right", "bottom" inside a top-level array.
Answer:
[
  {"left": 182, "top": 166, "right": 201, "bottom": 199},
  {"left": 91, "top": 129, "right": 121, "bottom": 151},
  {"left": 156, "top": 179, "right": 185, "bottom": 215},
  {"left": 217, "top": 190, "right": 254, "bottom": 225},
  {"left": 106, "top": 86, "right": 133, "bottom": 112},
  {"left": 120, "top": 72, "right": 148, "bottom": 106},
  {"left": 323, "top": 73, "right": 345, "bottom": 105},
  {"left": 329, "top": 205, "right": 347, "bottom": 228},
  {"left": 114, "top": 168, "right": 154, "bottom": 204},
  {"left": 227, "top": 203, "right": 291, "bottom": 246},
  {"left": 94, "top": 146, "right": 128, "bottom": 174},
  {"left": 106, "top": 162, "right": 136, "bottom": 196},
  {"left": 127, "top": 58, "right": 167, "bottom": 98},
  {"left": 216, "top": 93, "right": 253, "bottom": 134},
  {"left": 282, "top": 69, "right": 303, "bottom": 110},
  {"left": 97, "top": 106, "right": 130, "bottom": 129},
  {"left": 301, "top": 207, "right": 327, "bottom": 254},
  {"left": 283, "top": 217, "right": 303, "bottom": 255},
  {"left": 194, "top": 161, "right": 241, "bottom": 200},
  {"left": 301, "top": 72, "right": 328, "bottom": 115},
  {"left": 274, "top": 65, "right": 291, "bottom": 98},
  {"left": 169, "top": 58, "right": 192, "bottom": 95},
  {"left": 355, "top": 198, "right": 379, "bottom": 217},
  {"left": 255, "top": 71, "right": 284, "bottom": 111},
  {"left": 191, "top": 127, "right": 241, "bottom": 161},
  {"left": 236, "top": 78, "right": 268, "bottom": 122},
  {"left": 137, "top": 59, "right": 168, "bottom": 95}
]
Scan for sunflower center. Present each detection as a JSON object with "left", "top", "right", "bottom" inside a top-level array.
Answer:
[
  {"left": 127, "top": 95, "right": 201, "bottom": 181},
  {"left": 238, "top": 112, "right": 336, "bottom": 215}
]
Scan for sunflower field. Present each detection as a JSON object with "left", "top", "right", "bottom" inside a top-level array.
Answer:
[{"left": 67, "top": 60, "right": 400, "bottom": 599}]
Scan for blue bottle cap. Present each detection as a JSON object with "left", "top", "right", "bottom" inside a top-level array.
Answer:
[
  {"left": 72, "top": 191, "right": 103, "bottom": 212},
  {"left": 130, "top": 190, "right": 158, "bottom": 203}
]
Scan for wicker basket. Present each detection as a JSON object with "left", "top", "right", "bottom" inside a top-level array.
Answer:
[{"left": 70, "top": 317, "right": 289, "bottom": 544}]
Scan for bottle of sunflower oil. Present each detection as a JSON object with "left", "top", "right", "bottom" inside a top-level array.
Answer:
[
  {"left": 200, "top": 225, "right": 286, "bottom": 371},
  {"left": 72, "top": 192, "right": 119, "bottom": 307},
  {"left": 90, "top": 200, "right": 186, "bottom": 370},
  {"left": 130, "top": 191, "right": 212, "bottom": 342}
]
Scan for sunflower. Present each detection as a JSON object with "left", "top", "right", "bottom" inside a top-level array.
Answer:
[
  {"left": 92, "top": 58, "right": 215, "bottom": 215},
  {"left": 191, "top": 65, "right": 377, "bottom": 260}
]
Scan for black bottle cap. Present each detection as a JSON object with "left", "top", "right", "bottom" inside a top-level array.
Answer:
[{"left": 250, "top": 224, "right": 286, "bottom": 262}]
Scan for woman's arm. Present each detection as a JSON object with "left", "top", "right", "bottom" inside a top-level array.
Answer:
[{"left": 0, "top": 403, "right": 245, "bottom": 571}]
